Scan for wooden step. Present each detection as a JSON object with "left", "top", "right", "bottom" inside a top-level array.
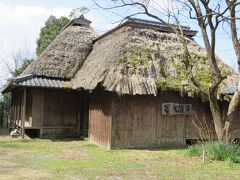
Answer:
[{"left": 10, "top": 129, "right": 20, "bottom": 138}]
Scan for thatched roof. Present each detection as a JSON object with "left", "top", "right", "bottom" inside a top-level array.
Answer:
[
  {"left": 5, "top": 17, "right": 236, "bottom": 97},
  {"left": 72, "top": 23, "right": 237, "bottom": 96},
  {"left": 21, "top": 16, "right": 97, "bottom": 79}
]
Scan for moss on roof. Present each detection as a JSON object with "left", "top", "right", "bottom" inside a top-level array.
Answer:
[{"left": 72, "top": 26, "right": 237, "bottom": 96}]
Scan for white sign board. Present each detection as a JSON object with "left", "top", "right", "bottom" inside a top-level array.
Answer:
[{"left": 162, "top": 103, "right": 192, "bottom": 115}]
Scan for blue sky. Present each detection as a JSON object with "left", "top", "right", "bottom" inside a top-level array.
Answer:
[{"left": 0, "top": 0, "right": 237, "bottom": 88}]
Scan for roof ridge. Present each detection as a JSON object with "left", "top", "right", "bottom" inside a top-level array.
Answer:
[
  {"left": 126, "top": 17, "right": 191, "bottom": 30},
  {"left": 94, "top": 17, "right": 197, "bottom": 43}
]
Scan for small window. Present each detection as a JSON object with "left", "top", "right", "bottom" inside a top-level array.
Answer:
[
  {"left": 185, "top": 139, "right": 207, "bottom": 146},
  {"left": 25, "top": 129, "right": 40, "bottom": 138},
  {"left": 233, "top": 138, "right": 240, "bottom": 145}
]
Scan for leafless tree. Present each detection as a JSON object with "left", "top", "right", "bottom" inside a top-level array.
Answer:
[
  {"left": 0, "top": 41, "right": 34, "bottom": 79},
  {"left": 192, "top": 112, "right": 215, "bottom": 144},
  {"left": 93, "top": 0, "right": 240, "bottom": 143}
]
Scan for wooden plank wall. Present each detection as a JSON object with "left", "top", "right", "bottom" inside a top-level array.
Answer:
[
  {"left": 80, "top": 98, "right": 89, "bottom": 136},
  {"left": 89, "top": 89, "right": 112, "bottom": 149},
  {"left": 11, "top": 90, "right": 23, "bottom": 127},
  {"left": 111, "top": 91, "right": 216, "bottom": 148},
  {"left": 42, "top": 89, "right": 79, "bottom": 137},
  {"left": 25, "top": 89, "right": 44, "bottom": 129},
  {"left": 22, "top": 88, "right": 81, "bottom": 137},
  {"left": 25, "top": 89, "right": 33, "bottom": 127},
  {"left": 32, "top": 89, "right": 44, "bottom": 128}
]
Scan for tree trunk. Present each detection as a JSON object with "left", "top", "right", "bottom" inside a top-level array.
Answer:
[
  {"left": 209, "top": 91, "right": 225, "bottom": 141},
  {"left": 210, "top": 111, "right": 225, "bottom": 141},
  {"left": 223, "top": 0, "right": 240, "bottom": 143},
  {"left": 223, "top": 87, "right": 240, "bottom": 143}
]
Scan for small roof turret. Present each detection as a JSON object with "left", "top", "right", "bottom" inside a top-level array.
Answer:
[{"left": 72, "top": 15, "right": 92, "bottom": 27}]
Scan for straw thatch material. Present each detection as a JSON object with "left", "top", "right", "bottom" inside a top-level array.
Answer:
[
  {"left": 22, "top": 26, "right": 97, "bottom": 79},
  {"left": 72, "top": 26, "right": 237, "bottom": 95}
]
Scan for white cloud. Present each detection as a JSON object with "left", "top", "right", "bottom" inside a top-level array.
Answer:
[
  {"left": 0, "top": 3, "right": 71, "bottom": 52},
  {"left": 0, "top": 3, "right": 70, "bottom": 25},
  {"left": 0, "top": 2, "right": 115, "bottom": 56},
  {"left": 0, "top": 2, "right": 115, "bottom": 88},
  {"left": 0, "top": 3, "right": 71, "bottom": 87}
]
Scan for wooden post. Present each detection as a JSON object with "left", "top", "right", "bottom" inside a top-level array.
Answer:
[
  {"left": 77, "top": 95, "right": 81, "bottom": 137},
  {"left": 203, "top": 149, "right": 206, "bottom": 163},
  {"left": 40, "top": 90, "right": 44, "bottom": 138},
  {"left": 8, "top": 92, "right": 13, "bottom": 130},
  {"left": 18, "top": 91, "right": 21, "bottom": 127},
  {"left": 21, "top": 88, "right": 27, "bottom": 139},
  {"left": 88, "top": 99, "right": 91, "bottom": 140},
  {"left": 13, "top": 92, "right": 16, "bottom": 128}
]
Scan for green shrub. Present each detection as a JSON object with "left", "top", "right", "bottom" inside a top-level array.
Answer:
[
  {"left": 229, "top": 156, "right": 240, "bottom": 164},
  {"left": 187, "top": 145, "right": 202, "bottom": 157},
  {"left": 205, "top": 141, "right": 240, "bottom": 161},
  {"left": 186, "top": 141, "right": 240, "bottom": 163}
]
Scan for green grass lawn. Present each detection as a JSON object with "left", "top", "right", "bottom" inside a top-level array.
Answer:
[{"left": 0, "top": 136, "right": 240, "bottom": 180}]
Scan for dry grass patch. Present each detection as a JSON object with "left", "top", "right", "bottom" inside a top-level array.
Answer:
[{"left": 57, "top": 147, "right": 93, "bottom": 160}]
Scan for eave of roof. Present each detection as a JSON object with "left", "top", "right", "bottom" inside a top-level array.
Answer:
[{"left": 2, "top": 74, "right": 73, "bottom": 93}]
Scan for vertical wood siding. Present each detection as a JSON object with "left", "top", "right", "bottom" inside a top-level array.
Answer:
[
  {"left": 25, "top": 89, "right": 33, "bottom": 127},
  {"left": 11, "top": 90, "right": 23, "bottom": 127},
  {"left": 43, "top": 91, "right": 78, "bottom": 126},
  {"left": 42, "top": 90, "right": 79, "bottom": 137},
  {"left": 89, "top": 90, "right": 112, "bottom": 148},
  {"left": 80, "top": 98, "right": 89, "bottom": 136},
  {"left": 31, "top": 89, "right": 44, "bottom": 128},
  {"left": 13, "top": 88, "right": 81, "bottom": 137},
  {"left": 111, "top": 91, "right": 216, "bottom": 148}
]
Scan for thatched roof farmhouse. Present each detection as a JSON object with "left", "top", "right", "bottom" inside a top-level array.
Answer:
[{"left": 3, "top": 15, "right": 239, "bottom": 148}]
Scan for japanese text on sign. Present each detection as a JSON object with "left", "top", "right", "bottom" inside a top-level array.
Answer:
[{"left": 162, "top": 103, "right": 192, "bottom": 115}]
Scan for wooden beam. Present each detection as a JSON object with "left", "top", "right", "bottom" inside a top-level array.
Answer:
[
  {"left": 77, "top": 95, "right": 81, "bottom": 137},
  {"left": 42, "top": 126, "right": 77, "bottom": 129},
  {"left": 18, "top": 91, "right": 21, "bottom": 127},
  {"left": 12, "top": 92, "right": 16, "bottom": 128},
  {"left": 21, "top": 88, "right": 27, "bottom": 139},
  {"left": 8, "top": 92, "right": 14, "bottom": 129},
  {"left": 14, "top": 92, "right": 17, "bottom": 127},
  {"left": 40, "top": 89, "right": 44, "bottom": 138}
]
